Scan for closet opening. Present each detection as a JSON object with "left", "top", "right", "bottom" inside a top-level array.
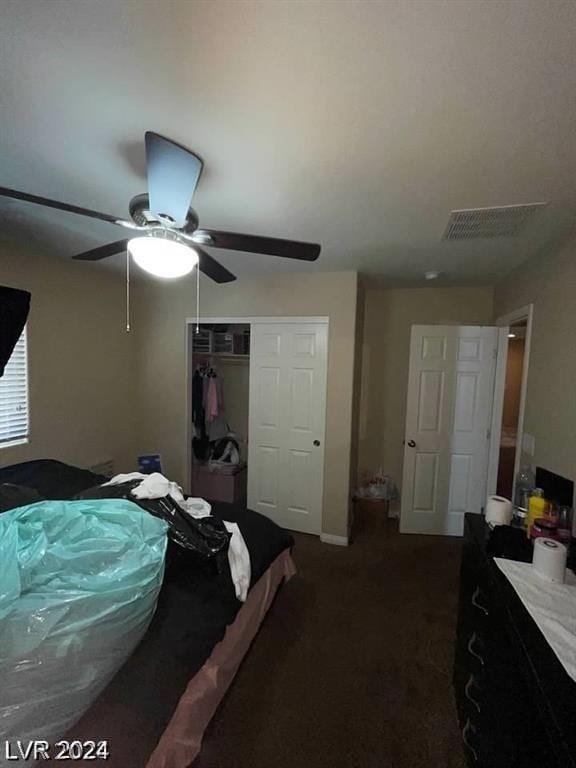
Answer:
[
  {"left": 186, "top": 315, "right": 328, "bottom": 535},
  {"left": 190, "top": 323, "right": 250, "bottom": 505}
]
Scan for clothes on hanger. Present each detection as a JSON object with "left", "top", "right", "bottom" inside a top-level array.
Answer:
[
  {"left": 205, "top": 374, "right": 227, "bottom": 440},
  {"left": 193, "top": 363, "right": 230, "bottom": 450},
  {"left": 192, "top": 370, "right": 206, "bottom": 434},
  {"left": 206, "top": 376, "right": 219, "bottom": 421}
]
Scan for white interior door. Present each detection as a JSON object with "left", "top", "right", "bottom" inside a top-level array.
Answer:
[
  {"left": 400, "top": 325, "right": 498, "bottom": 536},
  {"left": 248, "top": 321, "right": 328, "bottom": 534}
]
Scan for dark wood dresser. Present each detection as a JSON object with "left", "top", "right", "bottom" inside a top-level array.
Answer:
[{"left": 454, "top": 513, "right": 576, "bottom": 767}]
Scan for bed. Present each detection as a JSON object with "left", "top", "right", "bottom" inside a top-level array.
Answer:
[{"left": 0, "top": 460, "right": 295, "bottom": 767}]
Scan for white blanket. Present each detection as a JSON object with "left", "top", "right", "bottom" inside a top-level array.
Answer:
[
  {"left": 494, "top": 558, "right": 576, "bottom": 682},
  {"left": 105, "top": 472, "right": 251, "bottom": 601}
]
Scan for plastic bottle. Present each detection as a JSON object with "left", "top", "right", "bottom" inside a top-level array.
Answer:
[
  {"left": 527, "top": 488, "right": 547, "bottom": 539},
  {"left": 556, "top": 505, "right": 573, "bottom": 544},
  {"left": 514, "top": 464, "right": 535, "bottom": 510}
]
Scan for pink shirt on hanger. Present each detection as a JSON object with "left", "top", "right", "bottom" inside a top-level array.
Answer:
[{"left": 206, "top": 377, "right": 219, "bottom": 421}]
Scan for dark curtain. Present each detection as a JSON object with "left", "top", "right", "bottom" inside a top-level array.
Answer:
[{"left": 0, "top": 286, "right": 31, "bottom": 377}]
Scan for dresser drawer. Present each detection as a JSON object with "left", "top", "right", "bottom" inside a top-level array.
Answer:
[{"left": 454, "top": 541, "right": 494, "bottom": 730}]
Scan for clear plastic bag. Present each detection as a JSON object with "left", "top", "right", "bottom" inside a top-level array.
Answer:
[
  {"left": 0, "top": 498, "right": 167, "bottom": 754},
  {"left": 355, "top": 468, "right": 398, "bottom": 501}
]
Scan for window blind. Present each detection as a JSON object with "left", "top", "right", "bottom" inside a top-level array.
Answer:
[{"left": 0, "top": 327, "right": 29, "bottom": 445}]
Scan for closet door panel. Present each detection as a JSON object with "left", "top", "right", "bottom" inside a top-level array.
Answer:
[
  {"left": 255, "top": 446, "right": 280, "bottom": 510},
  {"left": 257, "top": 366, "right": 281, "bottom": 431},
  {"left": 249, "top": 322, "right": 327, "bottom": 535}
]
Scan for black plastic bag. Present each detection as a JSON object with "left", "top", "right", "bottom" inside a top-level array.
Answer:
[{"left": 76, "top": 481, "right": 230, "bottom": 565}]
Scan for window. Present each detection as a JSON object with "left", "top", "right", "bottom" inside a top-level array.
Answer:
[{"left": 0, "top": 327, "right": 29, "bottom": 447}]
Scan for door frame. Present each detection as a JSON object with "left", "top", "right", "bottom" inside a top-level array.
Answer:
[
  {"left": 486, "top": 303, "right": 534, "bottom": 501},
  {"left": 185, "top": 315, "right": 330, "bottom": 529}
]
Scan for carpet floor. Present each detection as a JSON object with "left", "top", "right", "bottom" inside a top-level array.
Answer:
[{"left": 195, "top": 503, "right": 466, "bottom": 768}]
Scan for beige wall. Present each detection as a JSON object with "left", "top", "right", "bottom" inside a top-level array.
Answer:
[
  {"left": 357, "top": 285, "right": 494, "bottom": 506},
  {"left": 494, "top": 235, "right": 576, "bottom": 490},
  {"left": 133, "top": 271, "right": 358, "bottom": 538},
  {"left": 0, "top": 246, "right": 137, "bottom": 472}
]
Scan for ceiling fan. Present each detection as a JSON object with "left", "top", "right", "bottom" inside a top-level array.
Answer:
[{"left": 0, "top": 132, "right": 321, "bottom": 282}]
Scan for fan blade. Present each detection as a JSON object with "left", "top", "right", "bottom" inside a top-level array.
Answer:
[
  {"left": 145, "top": 132, "right": 203, "bottom": 227},
  {"left": 196, "top": 247, "right": 236, "bottom": 283},
  {"left": 72, "top": 240, "right": 129, "bottom": 261},
  {"left": 193, "top": 229, "right": 320, "bottom": 261},
  {"left": 0, "top": 186, "right": 124, "bottom": 225}
]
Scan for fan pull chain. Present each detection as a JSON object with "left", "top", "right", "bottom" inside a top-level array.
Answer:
[
  {"left": 195, "top": 261, "right": 200, "bottom": 334},
  {"left": 126, "top": 246, "right": 131, "bottom": 333}
]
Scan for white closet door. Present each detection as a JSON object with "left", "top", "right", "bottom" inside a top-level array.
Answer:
[
  {"left": 248, "top": 322, "right": 328, "bottom": 534},
  {"left": 400, "top": 326, "right": 498, "bottom": 536}
]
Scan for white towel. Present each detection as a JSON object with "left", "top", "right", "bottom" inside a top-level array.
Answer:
[
  {"left": 105, "top": 472, "right": 185, "bottom": 505},
  {"left": 104, "top": 472, "right": 251, "bottom": 601},
  {"left": 494, "top": 558, "right": 576, "bottom": 682},
  {"left": 105, "top": 473, "right": 210, "bottom": 516},
  {"left": 222, "top": 521, "right": 251, "bottom": 602}
]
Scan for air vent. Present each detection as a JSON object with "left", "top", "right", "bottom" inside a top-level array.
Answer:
[{"left": 442, "top": 203, "right": 547, "bottom": 241}]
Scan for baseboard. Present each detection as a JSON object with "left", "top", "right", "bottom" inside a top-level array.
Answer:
[{"left": 320, "top": 533, "right": 349, "bottom": 546}]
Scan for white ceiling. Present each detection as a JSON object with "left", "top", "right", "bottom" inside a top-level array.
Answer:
[{"left": 1, "top": 0, "right": 575, "bottom": 285}]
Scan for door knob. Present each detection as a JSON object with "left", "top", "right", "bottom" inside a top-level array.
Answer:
[
  {"left": 407, "top": 440, "right": 416, "bottom": 448},
  {"left": 313, "top": 440, "right": 321, "bottom": 446}
]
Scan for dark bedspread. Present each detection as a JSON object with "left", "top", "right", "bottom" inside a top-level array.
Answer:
[
  {"left": 0, "top": 460, "right": 293, "bottom": 764},
  {"left": 61, "top": 499, "right": 293, "bottom": 764},
  {"left": 0, "top": 458, "right": 107, "bottom": 498}
]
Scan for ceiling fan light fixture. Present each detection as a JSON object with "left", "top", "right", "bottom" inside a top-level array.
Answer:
[
  {"left": 191, "top": 231, "right": 214, "bottom": 245},
  {"left": 128, "top": 234, "right": 198, "bottom": 278},
  {"left": 3, "top": 133, "right": 319, "bottom": 283}
]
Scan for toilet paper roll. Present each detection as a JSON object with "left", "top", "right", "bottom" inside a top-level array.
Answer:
[
  {"left": 533, "top": 538, "right": 567, "bottom": 584},
  {"left": 485, "top": 495, "right": 513, "bottom": 527}
]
